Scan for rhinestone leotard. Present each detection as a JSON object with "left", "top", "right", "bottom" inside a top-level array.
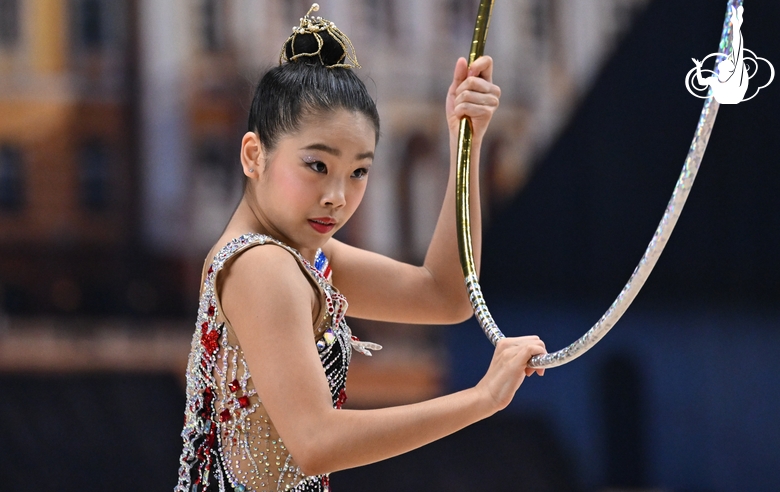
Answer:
[{"left": 176, "top": 234, "right": 368, "bottom": 492}]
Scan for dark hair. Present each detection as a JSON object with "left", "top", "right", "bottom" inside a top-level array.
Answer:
[{"left": 248, "top": 31, "right": 380, "bottom": 154}]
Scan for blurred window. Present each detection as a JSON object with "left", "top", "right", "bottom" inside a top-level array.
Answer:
[
  {"left": 0, "top": 145, "right": 24, "bottom": 211},
  {"left": 531, "top": 0, "right": 550, "bottom": 41},
  {"left": 365, "top": 0, "right": 397, "bottom": 41},
  {"left": 197, "top": 138, "right": 233, "bottom": 195},
  {"left": 530, "top": 0, "right": 553, "bottom": 58},
  {"left": 0, "top": 0, "right": 19, "bottom": 48},
  {"left": 397, "top": 133, "right": 439, "bottom": 262},
  {"left": 73, "top": 0, "right": 104, "bottom": 49},
  {"left": 79, "top": 141, "right": 110, "bottom": 211},
  {"left": 199, "top": 139, "right": 224, "bottom": 172},
  {"left": 201, "top": 0, "right": 224, "bottom": 52},
  {"left": 448, "top": 0, "right": 474, "bottom": 40}
]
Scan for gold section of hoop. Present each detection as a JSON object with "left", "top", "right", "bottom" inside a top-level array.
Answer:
[{"left": 456, "top": 0, "right": 503, "bottom": 345}]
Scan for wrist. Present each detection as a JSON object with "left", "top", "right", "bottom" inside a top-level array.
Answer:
[
  {"left": 449, "top": 131, "right": 484, "bottom": 152},
  {"left": 468, "top": 384, "right": 501, "bottom": 419}
]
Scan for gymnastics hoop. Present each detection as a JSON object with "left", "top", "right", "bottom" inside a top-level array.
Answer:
[{"left": 456, "top": 0, "right": 743, "bottom": 368}]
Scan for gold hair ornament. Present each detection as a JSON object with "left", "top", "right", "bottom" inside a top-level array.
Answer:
[{"left": 280, "top": 3, "right": 360, "bottom": 69}]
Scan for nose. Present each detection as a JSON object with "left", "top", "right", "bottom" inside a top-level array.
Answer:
[{"left": 320, "top": 179, "right": 346, "bottom": 209}]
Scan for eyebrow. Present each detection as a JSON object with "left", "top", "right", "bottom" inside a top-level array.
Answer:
[{"left": 302, "top": 143, "right": 374, "bottom": 161}]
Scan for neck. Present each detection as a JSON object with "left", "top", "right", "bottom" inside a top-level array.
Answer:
[{"left": 226, "top": 196, "right": 320, "bottom": 262}]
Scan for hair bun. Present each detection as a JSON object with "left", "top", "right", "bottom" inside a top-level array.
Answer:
[
  {"left": 283, "top": 30, "right": 347, "bottom": 67},
  {"left": 279, "top": 5, "right": 360, "bottom": 68}
]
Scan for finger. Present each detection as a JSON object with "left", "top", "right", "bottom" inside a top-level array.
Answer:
[
  {"left": 450, "top": 57, "right": 469, "bottom": 94},
  {"left": 452, "top": 103, "right": 497, "bottom": 122},
  {"left": 521, "top": 360, "right": 546, "bottom": 377},
  {"left": 455, "top": 86, "right": 501, "bottom": 110},
  {"left": 468, "top": 55, "right": 494, "bottom": 82},
  {"left": 522, "top": 343, "right": 546, "bottom": 363},
  {"left": 457, "top": 75, "right": 501, "bottom": 98},
  {"left": 454, "top": 91, "right": 500, "bottom": 109}
]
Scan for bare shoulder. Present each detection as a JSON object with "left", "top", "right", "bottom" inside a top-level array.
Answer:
[
  {"left": 221, "top": 244, "right": 310, "bottom": 294},
  {"left": 219, "top": 244, "right": 316, "bottom": 331}
]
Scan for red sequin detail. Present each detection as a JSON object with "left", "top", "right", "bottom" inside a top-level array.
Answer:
[
  {"left": 201, "top": 329, "right": 219, "bottom": 355},
  {"left": 335, "top": 388, "right": 347, "bottom": 409},
  {"left": 228, "top": 379, "right": 239, "bottom": 392},
  {"left": 219, "top": 409, "right": 231, "bottom": 422},
  {"left": 208, "top": 265, "right": 213, "bottom": 275},
  {"left": 202, "top": 387, "right": 214, "bottom": 408},
  {"left": 238, "top": 395, "right": 250, "bottom": 408},
  {"left": 207, "top": 305, "right": 215, "bottom": 317}
]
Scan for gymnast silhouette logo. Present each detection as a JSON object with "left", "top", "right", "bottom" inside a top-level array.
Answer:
[{"left": 685, "top": 6, "right": 774, "bottom": 104}]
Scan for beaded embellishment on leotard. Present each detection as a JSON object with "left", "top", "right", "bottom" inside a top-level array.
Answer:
[{"left": 175, "top": 234, "right": 379, "bottom": 492}]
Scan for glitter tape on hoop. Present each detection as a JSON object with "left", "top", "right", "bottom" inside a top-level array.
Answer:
[{"left": 456, "top": 0, "right": 742, "bottom": 368}]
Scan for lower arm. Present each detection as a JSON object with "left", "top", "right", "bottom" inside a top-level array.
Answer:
[{"left": 299, "top": 386, "right": 496, "bottom": 475}]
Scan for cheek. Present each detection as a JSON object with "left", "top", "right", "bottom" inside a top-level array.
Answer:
[
  {"left": 346, "top": 181, "right": 368, "bottom": 211},
  {"left": 273, "top": 170, "right": 314, "bottom": 205}
]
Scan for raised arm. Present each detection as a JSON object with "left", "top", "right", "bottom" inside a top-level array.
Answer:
[
  {"left": 220, "top": 246, "right": 545, "bottom": 476},
  {"left": 692, "top": 58, "right": 712, "bottom": 87},
  {"left": 730, "top": 6, "right": 746, "bottom": 85},
  {"left": 731, "top": 6, "right": 744, "bottom": 66},
  {"left": 324, "top": 56, "right": 500, "bottom": 324}
]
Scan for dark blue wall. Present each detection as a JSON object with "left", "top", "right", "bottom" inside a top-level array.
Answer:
[
  {"left": 448, "top": 305, "right": 780, "bottom": 491},
  {"left": 472, "top": 0, "right": 780, "bottom": 490},
  {"left": 482, "top": 0, "right": 780, "bottom": 307}
]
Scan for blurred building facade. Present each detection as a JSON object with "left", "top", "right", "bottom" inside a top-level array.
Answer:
[
  {"left": 0, "top": 0, "right": 142, "bottom": 315},
  {"left": 0, "top": 0, "right": 649, "bottom": 316}
]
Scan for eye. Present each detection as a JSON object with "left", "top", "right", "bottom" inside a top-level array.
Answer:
[
  {"left": 351, "top": 167, "right": 369, "bottom": 179},
  {"left": 307, "top": 160, "right": 327, "bottom": 174}
]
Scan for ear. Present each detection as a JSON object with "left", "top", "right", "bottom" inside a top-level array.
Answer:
[{"left": 240, "top": 132, "right": 264, "bottom": 179}]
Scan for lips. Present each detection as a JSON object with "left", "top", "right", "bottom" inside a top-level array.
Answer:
[{"left": 308, "top": 217, "right": 336, "bottom": 234}]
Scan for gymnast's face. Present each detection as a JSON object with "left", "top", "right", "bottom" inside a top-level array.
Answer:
[{"left": 246, "top": 109, "right": 375, "bottom": 257}]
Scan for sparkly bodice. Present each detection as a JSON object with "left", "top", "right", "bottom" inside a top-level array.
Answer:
[{"left": 175, "top": 234, "right": 378, "bottom": 492}]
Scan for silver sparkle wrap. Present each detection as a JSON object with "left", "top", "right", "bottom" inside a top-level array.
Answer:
[{"left": 457, "top": 0, "right": 742, "bottom": 368}]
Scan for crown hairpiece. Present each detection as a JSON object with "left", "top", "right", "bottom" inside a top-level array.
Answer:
[{"left": 279, "top": 3, "right": 360, "bottom": 69}]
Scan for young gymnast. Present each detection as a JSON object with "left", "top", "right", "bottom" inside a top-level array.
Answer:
[{"left": 176, "top": 5, "right": 546, "bottom": 491}]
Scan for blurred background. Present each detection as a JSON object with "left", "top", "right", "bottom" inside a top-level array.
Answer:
[{"left": 0, "top": 0, "right": 778, "bottom": 490}]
